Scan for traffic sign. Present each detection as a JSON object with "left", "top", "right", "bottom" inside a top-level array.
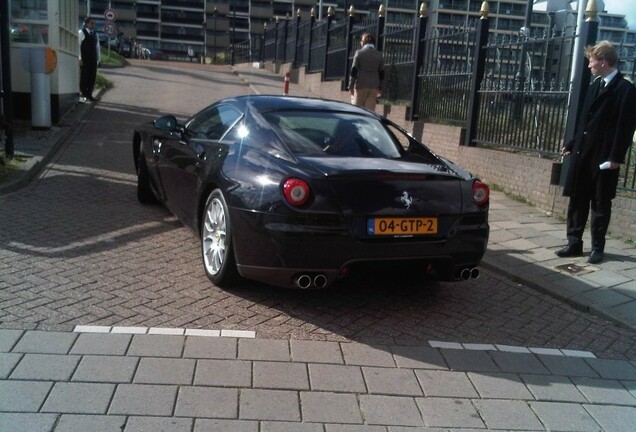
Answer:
[
  {"left": 104, "top": 8, "right": 117, "bottom": 22},
  {"left": 103, "top": 22, "right": 117, "bottom": 36}
]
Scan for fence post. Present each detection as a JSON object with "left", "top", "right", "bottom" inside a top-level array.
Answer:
[
  {"left": 281, "top": 13, "right": 289, "bottom": 63},
  {"left": 307, "top": 7, "right": 316, "bottom": 71},
  {"left": 376, "top": 5, "right": 386, "bottom": 52},
  {"left": 274, "top": 17, "right": 280, "bottom": 63},
  {"left": 261, "top": 24, "right": 266, "bottom": 63},
  {"left": 342, "top": 6, "right": 356, "bottom": 91},
  {"left": 464, "top": 2, "right": 490, "bottom": 147},
  {"left": 408, "top": 3, "right": 429, "bottom": 121},
  {"left": 1, "top": 0, "right": 15, "bottom": 157},
  {"left": 293, "top": 9, "right": 301, "bottom": 66},
  {"left": 322, "top": 7, "right": 335, "bottom": 79}
]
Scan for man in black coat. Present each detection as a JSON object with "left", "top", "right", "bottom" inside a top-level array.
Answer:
[
  {"left": 556, "top": 41, "right": 636, "bottom": 264},
  {"left": 78, "top": 17, "right": 100, "bottom": 102}
]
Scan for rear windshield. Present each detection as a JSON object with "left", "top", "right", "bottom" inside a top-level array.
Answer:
[{"left": 261, "top": 111, "right": 403, "bottom": 158}]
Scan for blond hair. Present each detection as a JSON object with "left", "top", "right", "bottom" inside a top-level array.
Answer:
[{"left": 585, "top": 40, "right": 619, "bottom": 67}]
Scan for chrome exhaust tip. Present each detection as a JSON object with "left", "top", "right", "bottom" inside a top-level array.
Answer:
[
  {"left": 313, "top": 274, "right": 327, "bottom": 288},
  {"left": 460, "top": 268, "right": 471, "bottom": 280},
  {"left": 295, "top": 274, "right": 312, "bottom": 289},
  {"left": 470, "top": 268, "right": 480, "bottom": 279}
]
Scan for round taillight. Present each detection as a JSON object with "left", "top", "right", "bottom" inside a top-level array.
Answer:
[
  {"left": 472, "top": 180, "right": 489, "bottom": 206},
  {"left": 282, "top": 178, "right": 311, "bottom": 206}
]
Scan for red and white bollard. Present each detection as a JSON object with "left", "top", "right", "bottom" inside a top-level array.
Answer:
[{"left": 283, "top": 72, "right": 290, "bottom": 95}]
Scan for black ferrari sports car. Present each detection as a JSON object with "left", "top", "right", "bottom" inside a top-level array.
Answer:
[{"left": 133, "top": 95, "right": 489, "bottom": 289}]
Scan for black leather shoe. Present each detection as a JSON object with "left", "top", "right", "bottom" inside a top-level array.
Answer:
[
  {"left": 588, "top": 250, "right": 604, "bottom": 264},
  {"left": 555, "top": 243, "right": 583, "bottom": 257}
]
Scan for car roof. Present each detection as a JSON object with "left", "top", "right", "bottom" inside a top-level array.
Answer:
[{"left": 224, "top": 95, "right": 381, "bottom": 118}]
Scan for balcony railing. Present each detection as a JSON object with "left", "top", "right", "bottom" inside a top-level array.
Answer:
[
  {"left": 160, "top": 32, "right": 203, "bottom": 42},
  {"left": 161, "top": 0, "right": 204, "bottom": 9}
]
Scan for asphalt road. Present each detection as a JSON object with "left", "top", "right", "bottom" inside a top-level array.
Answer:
[{"left": 1, "top": 61, "right": 636, "bottom": 360}]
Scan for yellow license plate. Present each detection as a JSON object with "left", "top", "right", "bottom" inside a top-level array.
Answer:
[{"left": 367, "top": 217, "right": 438, "bottom": 236}]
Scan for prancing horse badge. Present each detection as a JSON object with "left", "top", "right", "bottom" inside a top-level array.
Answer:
[{"left": 400, "top": 191, "right": 413, "bottom": 209}]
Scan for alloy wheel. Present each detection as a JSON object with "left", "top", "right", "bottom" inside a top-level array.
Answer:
[{"left": 202, "top": 197, "right": 226, "bottom": 275}]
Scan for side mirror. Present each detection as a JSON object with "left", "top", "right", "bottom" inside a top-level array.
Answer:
[{"left": 154, "top": 115, "right": 178, "bottom": 132}]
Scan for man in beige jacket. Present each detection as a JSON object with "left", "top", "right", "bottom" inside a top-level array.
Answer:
[{"left": 349, "top": 33, "right": 385, "bottom": 110}]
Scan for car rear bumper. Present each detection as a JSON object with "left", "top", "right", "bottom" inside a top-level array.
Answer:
[{"left": 231, "top": 208, "right": 488, "bottom": 288}]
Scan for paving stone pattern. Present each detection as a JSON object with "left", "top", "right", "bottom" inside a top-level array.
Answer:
[
  {"left": 3, "top": 61, "right": 636, "bottom": 430},
  {"left": 1, "top": 329, "right": 636, "bottom": 431},
  {"left": 1, "top": 62, "right": 636, "bottom": 361}
]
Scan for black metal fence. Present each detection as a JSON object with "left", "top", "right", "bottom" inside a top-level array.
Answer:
[
  {"left": 475, "top": 29, "right": 576, "bottom": 155},
  {"left": 262, "top": 24, "right": 277, "bottom": 62},
  {"left": 277, "top": 19, "right": 289, "bottom": 63},
  {"left": 383, "top": 23, "right": 417, "bottom": 102},
  {"left": 296, "top": 19, "right": 312, "bottom": 67},
  {"left": 619, "top": 47, "right": 636, "bottom": 82},
  {"left": 233, "top": 39, "right": 253, "bottom": 65},
  {"left": 232, "top": 5, "right": 635, "bottom": 192},
  {"left": 417, "top": 27, "right": 475, "bottom": 124},
  {"left": 325, "top": 18, "right": 348, "bottom": 80},
  {"left": 618, "top": 47, "right": 636, "bottom": 192},
  {"left": 308, "top": 19, "right": 329, "bottom": 73}
]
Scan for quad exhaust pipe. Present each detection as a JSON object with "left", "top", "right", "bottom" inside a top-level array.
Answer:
[
  {"left": 313, "top": 274, "right": 327, "bottom": 288},
  {"left": 294, "top": 273, "right": 328, "bottom": 289},
  {"left": 296, "top": 274, "right": 312, "bottom": 289},
  {"left": 460, "top": 267, "right": 480, "bottom": 280}
]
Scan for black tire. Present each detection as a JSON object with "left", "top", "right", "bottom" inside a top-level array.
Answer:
[
  {"left": 201, "top": 189, "right": 239, "bottom": 286},
  {"left": 137, "top": 153, "right": 158, "bottom": 204}
]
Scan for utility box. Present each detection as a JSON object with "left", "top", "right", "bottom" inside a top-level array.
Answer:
[{"left": 21, "top": 47, "right": 57, "bottom": 129}]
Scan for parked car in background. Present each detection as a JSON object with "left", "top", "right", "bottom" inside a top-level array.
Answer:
[
  {"left": 133, "top": 96, "right": 490, "bottom": 289},
  {"left": 142, "top": 48, "right": 168, "bottom": 60},
  {"left": 118, "top": 40, "right": 132, "bottom": 58},
  {"left": 11, "top": 23, "right": 30, "bottom": 42}
]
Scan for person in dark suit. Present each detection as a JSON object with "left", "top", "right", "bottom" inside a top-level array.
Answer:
[
  {"left": 78, "top": 17, "right": 101, "bottom": 103},
  {"left": 556, "top": 40, "right": 636, "bottom": 264},
  {"left": 349, "top": 33, "right": 384, "bottom": 110}
]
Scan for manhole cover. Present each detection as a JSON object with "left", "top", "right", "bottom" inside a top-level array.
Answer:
[{"left": 555, "top": 263, "right": 595, "bottom": 275}]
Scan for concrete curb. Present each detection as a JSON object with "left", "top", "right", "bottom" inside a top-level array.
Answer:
[{"left": 481, "top": 258, "right": 636, "bottom": 333}]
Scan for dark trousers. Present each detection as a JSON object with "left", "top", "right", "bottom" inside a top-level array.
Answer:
[
  {"left": 566, "top": 187, "right": 612, "bottom": 252},
  {"left": 80, "top": 63, "right": 97, "bottom": 98}
]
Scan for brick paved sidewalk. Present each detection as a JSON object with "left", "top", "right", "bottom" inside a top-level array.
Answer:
[
  {"left": 2, "top": 63, "right": 636, "bottom": 431},
  {"left": 2, "top": 63, "right": 636, "bottom": 332},
  {"left": 2, "top": 328, "right": 636, "bottom": 431},
  {"left": 2, "top": 63, "right": 636, "bottom": 334}
]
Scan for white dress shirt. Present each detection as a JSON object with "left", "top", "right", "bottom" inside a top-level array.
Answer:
[{"left": 78, "top": 28, "right": 101, "bottom": 63}]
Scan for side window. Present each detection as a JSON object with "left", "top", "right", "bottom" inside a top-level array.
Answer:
[
  {"left": 385, "top": 123, "right": 412, "bottom": 151},
  {"left": 386, "top": 123, "right": 440, "bottom": 164},
  {"left": 187, "top": 105, "right": 241, "bottom": 140}
]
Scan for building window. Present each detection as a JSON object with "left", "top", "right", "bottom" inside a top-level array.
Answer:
[
  {"left": 10, "top": 0, "right": 49, "bottom": 44},
  {"left": 11, "top": 0, "right": 48, "bottom": 20}
]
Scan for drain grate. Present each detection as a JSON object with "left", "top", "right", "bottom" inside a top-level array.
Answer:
[{"left": 555, "top": 263, "right": 594, "bottom": 275}]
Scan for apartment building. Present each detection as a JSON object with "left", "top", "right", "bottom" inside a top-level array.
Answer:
[{"left": 78, "top": 0, "right": 635, "bottom": 64}]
